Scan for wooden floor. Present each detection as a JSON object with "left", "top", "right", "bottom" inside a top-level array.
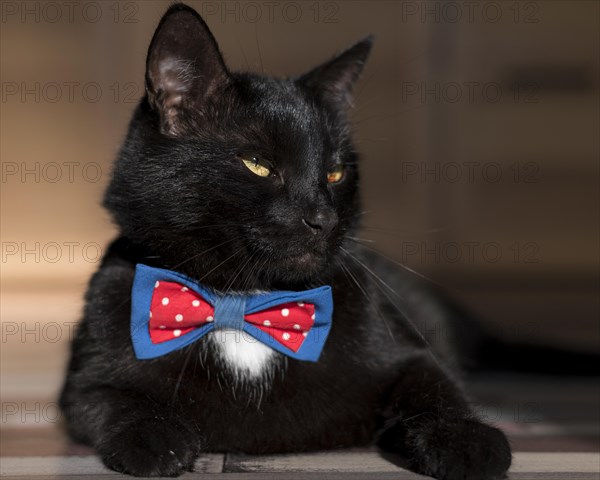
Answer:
[
  {"left": 1, "top": 451, "right": 599, "bottom": 479},
  {"left": 1, "top": 375, "right": 599, "bottom": 479}
]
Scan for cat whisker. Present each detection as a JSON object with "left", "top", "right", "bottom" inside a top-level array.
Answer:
[
  {"left": 340, "top": 246, "right": 397, "bottom": 297},
  {"left": 171, "top": 238, "right": 238, "bottom": 271},
  {"left": 347, "top": 240, "right": 445, "bottom": 290},
  {"left": 242, "top": 250, "right": 268, "bottom": 293},
  {"left": 170, "top": 344, "right": 195, "bottom": 405},
  {"left": 359, "top": 225, "right": 447, "bottom": 236},
  {"left": 223, "top": 248, "right": 259, "bottom": 294},
  {"left": 336, "top": 255, "right": 396, "bottom": 343},
  {"left": 198, "top": 246, "right": 245, "bottom": 283},
  {"left": 239, "top": 255, "right": 259, "bottom": 293},
  {"left": 346, "top": 236, "right": 375, "bottom": 243},
  {"left": 222, "top": 249, "right": 256, "bottom": 295},
  {"left": 350, "top": 210, "right": 372, "bottom": 221},
  {"left": 339, "top": 246, "right": 443, "bottom": 370}
]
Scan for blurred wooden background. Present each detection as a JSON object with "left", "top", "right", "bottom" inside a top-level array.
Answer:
[{"left": 1, "top": 1, "right": 598, "bottom": 404}]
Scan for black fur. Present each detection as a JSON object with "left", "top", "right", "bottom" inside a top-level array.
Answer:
[{"left": 60, "top": 4, "right": 511, "bottom": 479}]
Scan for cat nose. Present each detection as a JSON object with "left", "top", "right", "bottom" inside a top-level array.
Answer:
[{"left": 302, "top": 210, "right": 338, "bottom": 236}]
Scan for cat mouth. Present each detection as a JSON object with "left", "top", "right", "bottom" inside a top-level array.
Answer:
[
  {"left": 244, "top": 228, "right": 333, "bottom": 274},
  {"left": 277, "top": 248, "right": 331, "bottom": 272},
  {"left": 286, "top": 252, "right": 316, "bottom": 265}
]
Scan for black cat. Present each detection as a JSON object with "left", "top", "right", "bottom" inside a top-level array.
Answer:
[{"left": 60, "top": 4, "right": 512, "bottom": 479}]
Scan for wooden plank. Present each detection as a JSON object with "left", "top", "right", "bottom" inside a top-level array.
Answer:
[
  {"left": 511, "top": 453, "right": 600, "bottom": 473},
  {"left": 225, "top": 449, "right": 406, "bottom": 473},
  {"left": 0, "top": 472, "right": 598, "bottom": 480},
  {"left": 1, "top": 452, "right": 598, "bottom": 478},
  {"left": 0, "top": 473, "right": 428, "bottom": 480},
  {"left": 225, "top": 451, "right": 600, "bottom": 474},
  {"left": 0, "top": 457, "right": 116, "bottom": 477},
  {"left": 0, "top": 455, "right": 224, "bottom": 477}
]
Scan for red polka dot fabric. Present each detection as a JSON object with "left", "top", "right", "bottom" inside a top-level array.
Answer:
[{"left": 148, "top": 281, "right": 315, "bottom": 353}]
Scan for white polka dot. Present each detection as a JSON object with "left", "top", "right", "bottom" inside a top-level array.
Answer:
[
  {"left": 297, "top": 302, "right": 304, "bottom": 307},
  {"left": 206, "top": 316, "right": 214, "bottom": 322},
  {"left": 311, "top": 313, "right": 315, "bottom": 320},
  {"left": 175, "top": 314, "right": 183, "bottom": 322},
  {"left": 282, "top": 332, "right": 291, "bottom": 341},
  {"left": 155, "top": 281, "right": 160, "bottom": 288},
  {"left": 303, "top": 332, "right": 308, "bottom": 337},
  {"left": 149, "top": 311, "right": 152, "bottom": 318},
  {"left": 159, "top": 325, "right": 166, "bottom": 329},
  {"left": 192, "top": 300, "right": 200, "bottom": 307},
  {"left": 281, "top": 308, "right": 290, "bottom": 317},
  {"left": 181, "top": 286, "right": 188, "bottom": 292},
  {"left": 162, "top": 297, "right": 169, "bottom": 306},
  {"left": 173, "top": 329, "right": 181, "bottom": 337},
  {"left": 263, "top": 320, "right": 271, "bottom": 326},
  {"left": 293, "top": 324, "right": 301, "bottom": 330}
]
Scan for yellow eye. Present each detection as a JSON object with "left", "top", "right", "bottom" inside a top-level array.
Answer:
[
  {"left": 327, "top": 164, "right": 344, "bottom": 183},
  {"left": 239, "top": 155, "right": 272, "bottom": 177}
]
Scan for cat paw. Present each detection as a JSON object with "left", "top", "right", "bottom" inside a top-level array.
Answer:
[
  {"left": 405, "top": 418, "right": 512, "bottom": 480},
  {"left": 98, "top": 417, "right": 199, "bottom": 477}
]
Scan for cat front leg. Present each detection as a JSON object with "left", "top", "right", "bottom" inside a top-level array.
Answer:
[
  {"left": 377, "top": 355, "right": 511, "bottom": 480},
  {"left": 61, "top": 386, "right": 201, "bottom": 477}
]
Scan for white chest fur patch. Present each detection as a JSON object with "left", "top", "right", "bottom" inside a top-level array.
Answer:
[{"left": 210, "top": 329, "right": 276, "bottom": 378}]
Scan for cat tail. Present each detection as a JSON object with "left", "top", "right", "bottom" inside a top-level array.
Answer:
[
  {"left": 461, "top": 333, "right": 600, "bottom": 376},
  {"left": 447, "top": 306, "right": 600, "bottom": 376},
  {"left": 353, "top": 245, "right": 598, "bottom": 376}
]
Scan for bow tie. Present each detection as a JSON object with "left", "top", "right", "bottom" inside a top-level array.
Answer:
[{"left": 130, "top": 264, "right": 334, "bottom": 362}]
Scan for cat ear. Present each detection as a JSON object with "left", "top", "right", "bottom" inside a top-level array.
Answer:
[
  {"left": 145, "top": 4, "right": 230, "bottom": 136},
  {"left": 298, "top": 36, "right": 373, "bottom": 108}
]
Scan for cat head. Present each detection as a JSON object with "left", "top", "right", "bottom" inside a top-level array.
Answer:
[{"left": 104, "top": 3, "right": 372, "bottom": 290}]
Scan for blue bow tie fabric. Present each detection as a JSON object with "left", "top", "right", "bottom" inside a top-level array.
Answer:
[{"left": 130, "top": 264, "right": 334, "bottom": 362}]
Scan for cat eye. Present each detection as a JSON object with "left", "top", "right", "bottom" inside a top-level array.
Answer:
[
  {"left": 238, "top": 154, "right": 272, "bottom": 178},
  {"left": 327, "top": 164, "right": 345, "bottom": 184}
]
